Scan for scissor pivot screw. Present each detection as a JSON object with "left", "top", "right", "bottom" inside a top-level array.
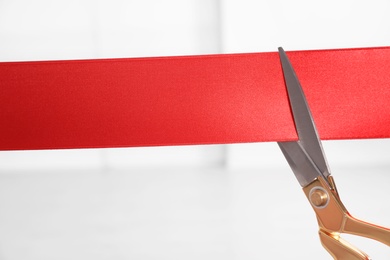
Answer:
[{"left": 309, "top": 187, "right": 329, "bottom": 208}]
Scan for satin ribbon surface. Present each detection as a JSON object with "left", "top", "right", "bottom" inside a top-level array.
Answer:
[{"left": 1, "top": 47, "right": 389, "bottom": 150}]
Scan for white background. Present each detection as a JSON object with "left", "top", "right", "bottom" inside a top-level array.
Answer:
[{"left": 0, "top": 1, "right": 389, "bottom": 259}]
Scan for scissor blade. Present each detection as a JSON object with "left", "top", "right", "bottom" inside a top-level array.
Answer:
[
  {"left": 278, "top": 142, "right": 322, "bottom": 187},
  {"left": 278, "top": 47, "right": 331, "bottom": 179}
]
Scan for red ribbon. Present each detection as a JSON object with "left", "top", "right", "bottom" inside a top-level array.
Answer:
[{"left": 1, "top": 47, "right": 390, "bottom": 150}]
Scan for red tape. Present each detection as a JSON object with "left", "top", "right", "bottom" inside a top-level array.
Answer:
[{"left": 1, "top": 47, "right": 390, "bottom": 150}]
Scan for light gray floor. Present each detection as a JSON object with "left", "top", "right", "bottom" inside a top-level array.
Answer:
[{"left": 0, "top": 166, "right": 389, "bottom": 259}]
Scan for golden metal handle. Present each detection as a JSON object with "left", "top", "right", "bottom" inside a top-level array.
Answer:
[
  {"left": 303, "top": 176, "right": 390, "bottom": 259},
  {"left": 319, "top": 229, "right": 370, "bottom": 260},
  {"left": 344, "top": 215, "right": 390, "bottom": 247}
]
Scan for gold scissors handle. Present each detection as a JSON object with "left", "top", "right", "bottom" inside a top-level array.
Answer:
[
  {"left": 319, "top": 230, "right": 370, "bottom": 259},
  {"left": 304, "top": 176, "right": 390, "bottom": 259}
]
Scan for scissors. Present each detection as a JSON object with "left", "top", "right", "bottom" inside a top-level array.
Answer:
[{"left": 277, "top": 47, "right": 390, "bottom": 259}]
